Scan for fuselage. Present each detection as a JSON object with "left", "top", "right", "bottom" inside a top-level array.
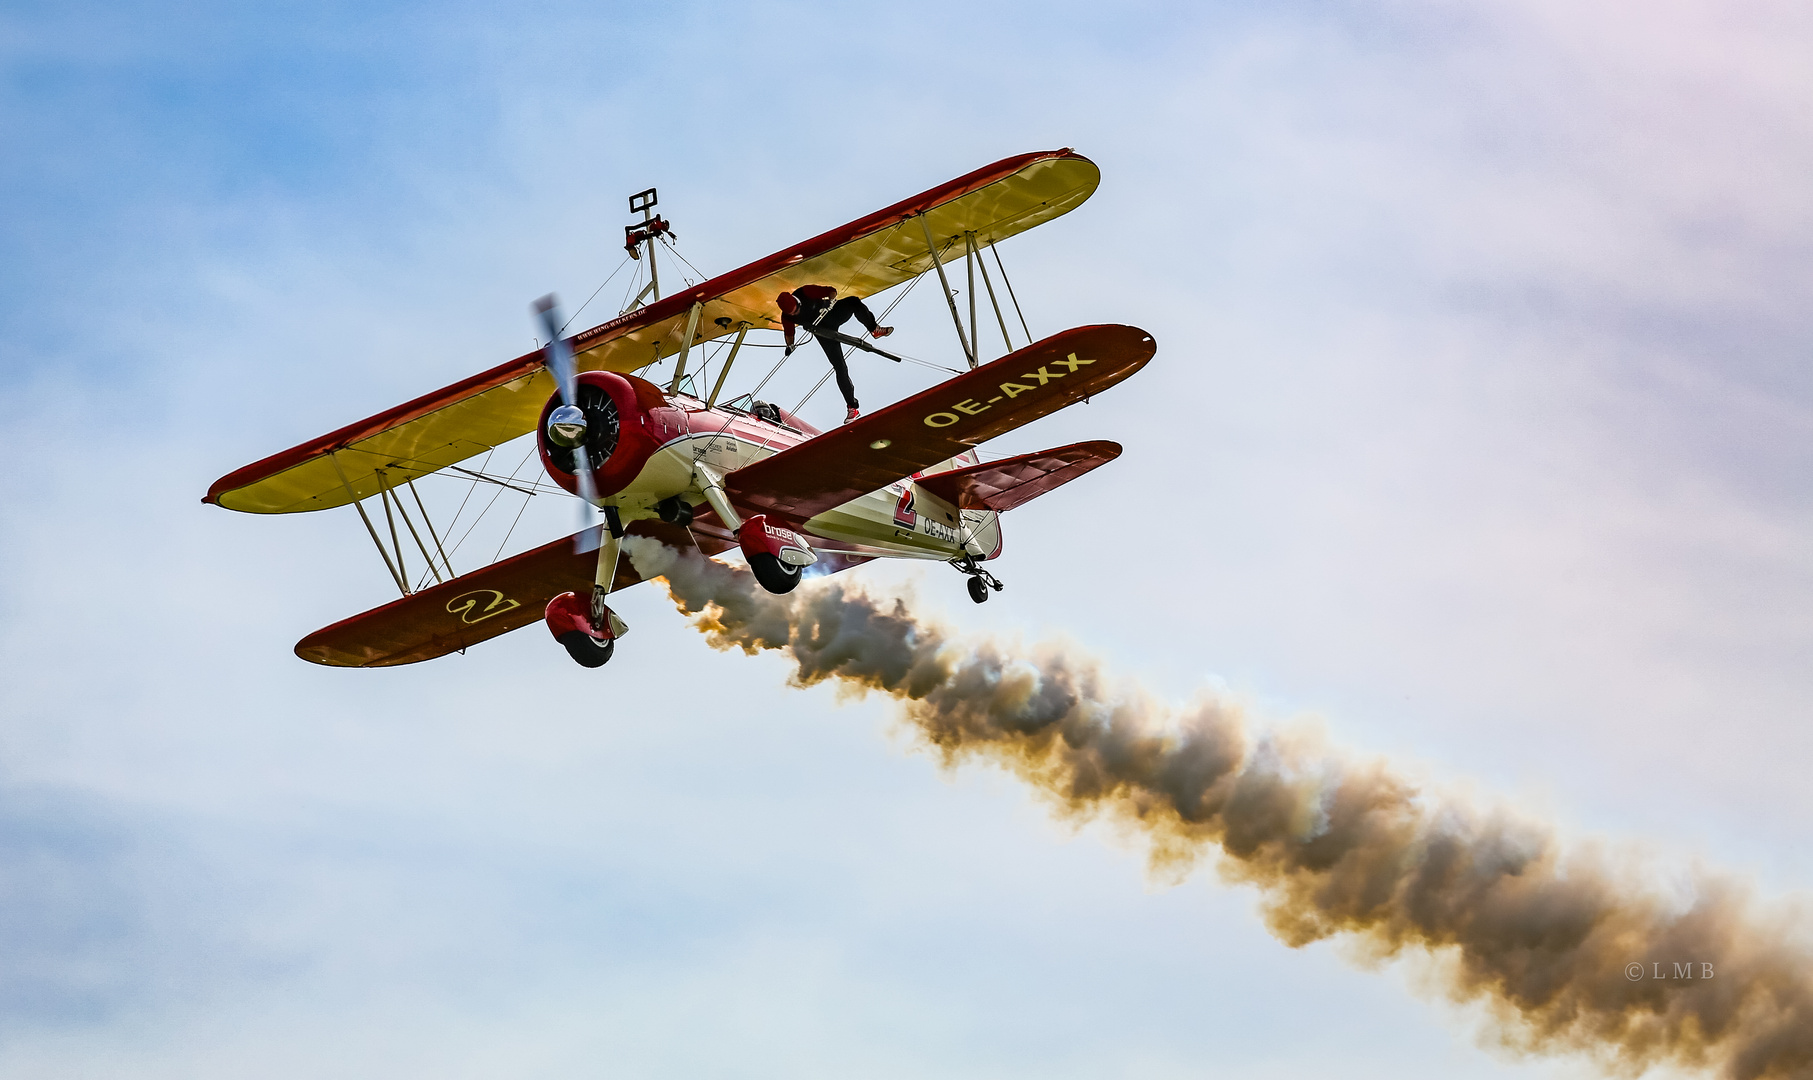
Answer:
[{"left": 603, "top": 391, "right": 1002, "bottom": 566}]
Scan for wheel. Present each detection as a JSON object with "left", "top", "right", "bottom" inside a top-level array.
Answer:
[
  {"left": 557, "top": 630, "right": 615, "bottom": 668},
  {"left": 749, "top": 552, "right": 802, "bottom": 594},
  {"left": 967, "top": 576, "right": 989, "bottom": 604}
]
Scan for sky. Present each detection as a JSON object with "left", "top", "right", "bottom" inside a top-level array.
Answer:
[{"left": 1, "top": 1, "right": 1809, "bottom": 1077}]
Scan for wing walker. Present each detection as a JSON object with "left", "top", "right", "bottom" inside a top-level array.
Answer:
[{"left": 203, "top": 149, "right": 1158, "bottom": 668}]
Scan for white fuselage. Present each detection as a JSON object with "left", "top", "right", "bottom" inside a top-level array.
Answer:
[{"left": 603, "top": 394, "right": 1001, "bottom": 564}]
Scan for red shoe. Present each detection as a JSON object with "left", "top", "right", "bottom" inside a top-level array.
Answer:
[
  {"left": 870, "top": 326, "right": 893, "bottom": 339},
  {"left": 844, "top": 408, "right": 861, "bottom": 424}
]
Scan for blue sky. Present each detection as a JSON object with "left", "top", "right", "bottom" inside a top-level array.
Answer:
[{"left": 2, "top": 1, "right": 1809, "bottom": 1076}]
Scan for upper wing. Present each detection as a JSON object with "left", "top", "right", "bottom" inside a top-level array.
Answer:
[
  {"left": 915, "top": 441, "right": 1121, "bottom": 513},
  {"left": 295, "top": 519, "right": 731, "bottom": 668},
  {"left": 206, "top": 149, "right": 1100, "bottom": 515},
  {"left": 725, "top": 324, "right": 1154, "bottom": 523}
]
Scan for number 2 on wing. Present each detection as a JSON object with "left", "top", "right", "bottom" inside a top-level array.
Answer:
[{"left": 446, "top": 589, "right": 522, "bottom": 624}]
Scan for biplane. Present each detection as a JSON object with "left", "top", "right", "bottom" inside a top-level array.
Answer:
[{"left": 203, "top": 149, "right": 1156, "bottom": 668}]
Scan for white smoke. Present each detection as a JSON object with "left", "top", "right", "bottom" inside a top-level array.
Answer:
[{"left": 623, "top": 539, "right": 1813, "bottom": 1080}]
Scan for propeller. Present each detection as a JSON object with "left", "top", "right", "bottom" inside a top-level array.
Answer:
[{"left": 533, "top": 295, "right": 602, "bottom": 552}]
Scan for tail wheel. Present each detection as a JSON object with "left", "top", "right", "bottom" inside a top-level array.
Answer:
[
  {"left": 557, "top": 630, "right": 615, "bottom": 668},
  {"left": 967, "top": 576, "right": 989, "bottom": 604},
  {"left": 749, "top": 552, "right": 802, "bottom": 594}
]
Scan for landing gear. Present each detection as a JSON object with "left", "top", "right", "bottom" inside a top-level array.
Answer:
[
  {"left": 544, "top": 510, "right": 631, "bottom": 669},
  {"left": 544, "top": 590, "right": 623, "bottom": 668},
  {"left": 698, "top": 466, "right": 813, "bottom": 597},
  {"left": 557, "top": 631, "right": 615, "bottom": 668},
  {"left": 749, "top": 552, "right": 802, "bottom": 594},
  {"left": 952, "top": 552, "right": 1003, "bottom": 604}
]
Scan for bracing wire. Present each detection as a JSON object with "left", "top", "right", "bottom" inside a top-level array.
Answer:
[
  {"left": 662, "top": 236, "right": 710, "bottom": 286},
  {"left": 492, "top": 486, "right": 536, "bottom": 563},
  {"left": 792, "top": 370, "right": 835, "bottom": 414},
  {"left": 439, "top": 446, "right": 494, "bottom": 542},
  {"left": 619, "top": 256, "right": 647, "bottom": 315},
  {"left": 445, "top": 443, "right": 539, "bottom": 559},
  {"left": 561, "top": 254, "right": 635, "bottom": 334},
  {"left": 748, "top": 345, "right": 792, "bottom": 399},
  {"left": 688, "top": 336, "right": 732, "bottom": 398},
  {"left": 991, "top": 242, "right": 1032, "bottom": 342}
]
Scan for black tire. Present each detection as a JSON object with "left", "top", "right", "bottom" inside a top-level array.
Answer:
[
  {"left": 557, "top": 630, "right": 615, "bottom": 668},
  {"left": 749, "top": 552, "right": 802, "bottom": 594},
  {"left": 968, "top": 576, "right": 989, "bottom": 604}
]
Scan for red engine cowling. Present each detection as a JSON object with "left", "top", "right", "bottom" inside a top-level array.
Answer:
[{"left": 536, "top": 371, "right": 670, "bottom": 498}]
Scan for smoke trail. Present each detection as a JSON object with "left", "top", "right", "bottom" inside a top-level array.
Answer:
[{"left": 624, "top": 539, "right": 1813, "bottom": 1080}]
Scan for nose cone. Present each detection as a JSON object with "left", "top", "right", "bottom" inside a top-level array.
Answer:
[{"left": 546, "top": 404, "right": 588, "bottom": 448}]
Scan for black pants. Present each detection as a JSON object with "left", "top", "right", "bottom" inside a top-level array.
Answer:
[{"left": 801, "top": 296, "right": 878, "bottom": 410}]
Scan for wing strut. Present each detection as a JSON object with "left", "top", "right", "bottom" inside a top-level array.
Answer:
[
  {"left": 406, "top": 478, "right": 458, "bottom": 582},
  {"left": 668, "top": 301, "right": 705, "bottom": 393},
  {"left": 971, "top": 233, "right": 1016, "bottom": 353},
  {"left": 707, "top": 322, "right": 750, "bottom": 407},
  {"left": 966, "top": 230, "right": 978, "bottom": 359},
  {"left": 330, "top": 451, "right": 409, "bottom": 596},
  {"left": 918, "top": 213, "right": 977, "bottom": 369},
  {"left": 376, "top": 471, "right": 407, "bottom": 588},
  {"left": 379, "top": 471, "right": 444, "bottom": 588}
]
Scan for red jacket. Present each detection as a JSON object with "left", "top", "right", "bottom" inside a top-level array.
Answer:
[{"left": 777, "top": 284, "right": 837, "bottom": 347}]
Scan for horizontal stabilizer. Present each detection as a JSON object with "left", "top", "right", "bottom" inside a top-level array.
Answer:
[
  {"left": 726, "top": 324, "right": 1154, "bottom": 525},
  {"left": 916, "top": 440, "right": 1120, "bottom": 513},
  {"left": 295, "top": 520, "right": 730, "bottom": 668}
]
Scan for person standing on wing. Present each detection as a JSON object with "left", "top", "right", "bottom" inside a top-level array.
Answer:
[{"left": 778, "top": 284, "right": 892, "bottom": 423}]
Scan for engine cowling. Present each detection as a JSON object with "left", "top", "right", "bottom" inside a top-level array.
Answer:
[{"left": 536, "top": 371, "right": 668, "bottom": 499}]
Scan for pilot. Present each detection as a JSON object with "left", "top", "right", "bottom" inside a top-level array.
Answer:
[{"left": 778, "top": 284, "right": 892, "bottom": 424}]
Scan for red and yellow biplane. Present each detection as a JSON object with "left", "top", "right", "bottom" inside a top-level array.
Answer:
[{"left": 204, "top": 149, "right": 1156, "bottom": 668}]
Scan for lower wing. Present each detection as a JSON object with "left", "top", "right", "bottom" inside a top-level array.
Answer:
[{"left": 295, "top": 519, "right": 726, "bottom": 668}]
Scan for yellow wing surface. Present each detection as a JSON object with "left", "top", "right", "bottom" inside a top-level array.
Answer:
[{"left": 206, "top": 149, "right": 1100, "bottom": 514}]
